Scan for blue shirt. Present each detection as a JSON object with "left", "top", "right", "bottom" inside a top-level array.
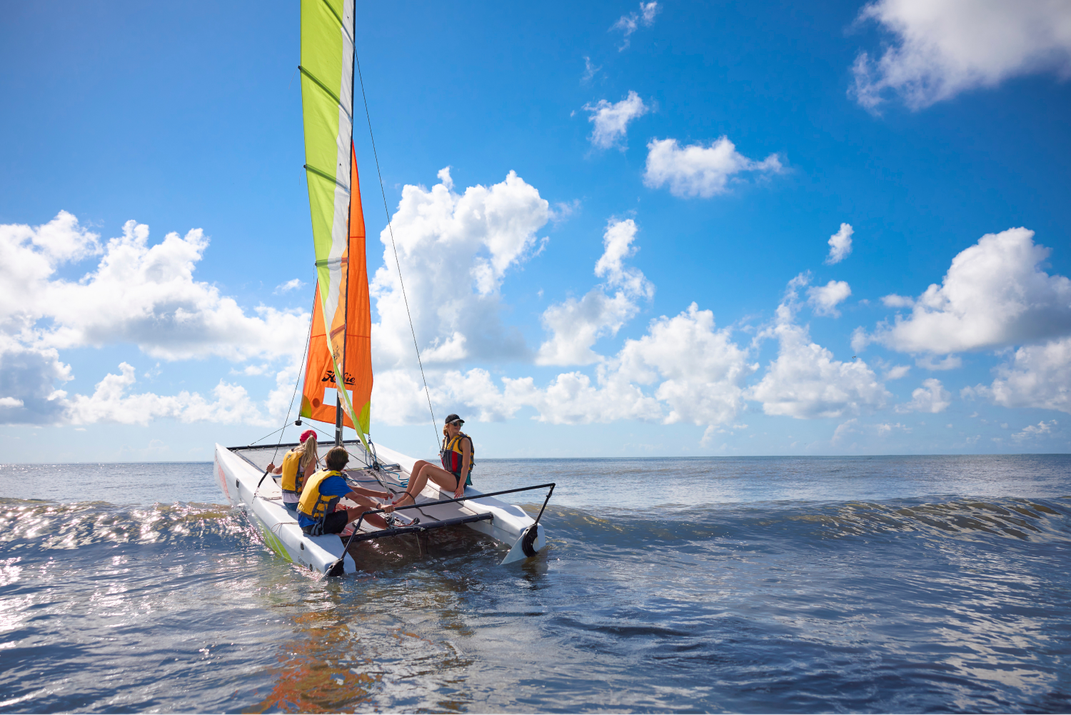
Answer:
[{"left": 297, "top": 474, "right": 351, "bottom": 529}]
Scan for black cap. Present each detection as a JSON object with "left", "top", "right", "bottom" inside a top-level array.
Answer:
[{"left": 444, "top": 413, "right": 464, "bottom": 425}]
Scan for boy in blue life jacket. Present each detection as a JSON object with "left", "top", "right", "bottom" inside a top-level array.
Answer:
[{"left": 297, "top": 446, "right": 392, "bottom": 536}]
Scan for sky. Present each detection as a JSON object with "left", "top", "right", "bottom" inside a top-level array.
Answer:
[{"left": 2, "top": 0, "right": 1070, "bottom": 462}]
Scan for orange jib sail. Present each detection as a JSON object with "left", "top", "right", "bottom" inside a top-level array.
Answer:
[{"left": 299, "top": 144, "right": 372, "bottom": 434}]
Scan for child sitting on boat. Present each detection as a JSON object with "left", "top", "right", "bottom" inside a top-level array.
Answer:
[
  {"left": 266, "top": 429, "right": 319, "bottom": 514},
  {"left": 298, "top": 446, "right": 392, "bottom": 535}
]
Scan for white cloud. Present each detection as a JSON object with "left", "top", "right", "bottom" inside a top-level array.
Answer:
[
  {"left": 615, "top": 304, "right": 755, "bottom": 426},
  {"left": 832, "top": 418, "right": 858, "bottom": 444},
  {"left": 1012, "top": 419, "right": 1059, "bottom": 442},
  {"left": 369, "top": 169, "right": 550, "bottom": 369},
  {"left": 915, "top": 354, "right": 961, "bottom": 371},
  {"left": 583, "top": 91, "right": 649, "bottom": 150},
  {"left": 0, "top": 211, "right": 321, "bottom": 427},
  {"left": 881, "top": 294, "right": 915, "bottom": 308},
  {"left": 750, "top": 277, "right": 888, "bottom": 419},
  {"left": 65, "top": 363, "right": 269, "bottom": 426},
  {"left": 825, "top": 223, "right": 854, "bottom": 264},
  {"left": 852, "top": 0, "right": 1071, "bottom": 110},
  {"left": 537, "top": 291, "right": 641, "bottom": 367},
  {"left": 379, "top": 303, "right": 753, "bottom": 431},
  {"left": 0, "top": 338, "right": 71, "bottom": 425},
  {"left": 968, "top": 336, "right": 1071, "bottom": 414},
  {"left": 644, "top": 137, "right": 784, "bottom": 198},
  {"left": 537, "top": 218, "right": 653, "bottom": 366},
  {"left": 0, "top": 212, "right": 308, "bottom": 363},
  {"left": 807, "top": 280, "right": 852, "bottom": 317},
  {"left": 612, "top": 2, "right": 661, "bottom": 50},
  {"left": 275, "top": 278, "right": 304, "bottom": 294},
  {"left": 582, "top": 56, "right": 601, "bottom": 83},
  {"left": 896, "top": 377, "right": 951, "bottom": 413},
  {"left": 530, "top": 304, "right": 754, "bottom": 427},
  {"left": 884, "top": 364, "right": 911, "bottom": 380},
  {"left": 876, "top": 422, "right": 910, "bottom": 436},
  {"left": 869, "top": 227, "right": 1071, "bottom": 354}
]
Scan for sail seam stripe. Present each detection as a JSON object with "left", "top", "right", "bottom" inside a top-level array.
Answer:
[
  {"left": 304, "top": 163, "right": 350, "bottom": 191},
  {"left": 318, "top": 0, "right": 345, "bottom": 36},
  {"left": 297, "top": 65, "right": 352, "bottom": 121}
]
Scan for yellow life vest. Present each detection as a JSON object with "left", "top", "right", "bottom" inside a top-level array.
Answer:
[
  {"left": 298, "top": 469, "right": 344, "bottom": 521},
  {"left": 280, "top": 449, "right": 305, "bottom": 493},
  {"left": 440, "top": 433, "right": 474, "bottom": 486}
]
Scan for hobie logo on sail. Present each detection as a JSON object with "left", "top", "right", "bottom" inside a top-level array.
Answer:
[{"left": 320, "top": 369, "right": 356, "bottom": 386}]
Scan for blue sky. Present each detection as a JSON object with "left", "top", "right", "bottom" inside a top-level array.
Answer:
[{"left": 2, "top": 0, "right": 1070, "bottom": 462}]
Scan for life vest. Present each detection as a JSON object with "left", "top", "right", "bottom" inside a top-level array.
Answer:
[
  {"left": 440, "top": 433, "right": 474, "bottom": 486},
  {"left": 280, "top": 449, "right": 306, "bottom": 493},
  {"left": 298, "top": 469, "right": 344, "bottom": 522}
]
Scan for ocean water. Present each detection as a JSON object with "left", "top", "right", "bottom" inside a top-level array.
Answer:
[{"left": 0, "top": 455, "right": 1069, "bottom": 713}]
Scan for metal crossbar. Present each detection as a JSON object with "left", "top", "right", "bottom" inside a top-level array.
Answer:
[{"left": 343, "top": 512, "right": 493, "bottom": 544}]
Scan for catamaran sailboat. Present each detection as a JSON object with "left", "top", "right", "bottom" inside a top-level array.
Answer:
[{"left": 214, "top": 0, "right": 551, "bottom": 577}]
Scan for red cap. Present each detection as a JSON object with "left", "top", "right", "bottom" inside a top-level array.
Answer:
[{"left": 299, "top": 429, "right": 317, "bottom": 443}]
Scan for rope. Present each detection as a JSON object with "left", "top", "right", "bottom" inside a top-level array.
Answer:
[
  {"left": 254, "top": 317, "right": 313, "bottom": 497},
  {"left": 354, "top": 45, "right": 441, "bottom": 453}
]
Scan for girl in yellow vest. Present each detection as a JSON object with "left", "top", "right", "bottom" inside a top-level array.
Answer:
[
  {"left": 266, "top": 429, "right": 319, "bottom": 513},
  {"left": 391, "top": 414, "right": 473, "bottom": 510}
]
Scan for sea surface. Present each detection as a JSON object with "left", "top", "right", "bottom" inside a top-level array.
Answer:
[{"left": 1, "top": 455, "right": 1069, "bottom": 713}]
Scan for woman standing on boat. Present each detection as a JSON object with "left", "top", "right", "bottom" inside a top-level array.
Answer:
[
  {"left": 267, "top": 429, "right": 319, "bottom": 514},
  {"left": 391, "top": 414, "right": 473, "bottom": 509}
]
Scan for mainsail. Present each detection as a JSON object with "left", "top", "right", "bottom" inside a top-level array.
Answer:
[
  {"left": 298, "top": 0, "right": 371, "bottom": 444},
  {"left": 300, "top": 145, "right": 372, "bottom": 434}
]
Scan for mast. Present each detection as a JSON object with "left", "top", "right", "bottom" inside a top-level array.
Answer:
[{"left": 336, "top": 2, "right": 357, "bottom": 449}]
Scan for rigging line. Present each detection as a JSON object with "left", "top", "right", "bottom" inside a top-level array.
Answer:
[
  {"left": 353, "top": 45, "right": 441, "bottom": 452},
  {"left": 248, "top": 424, "right": 286, "bottom": 447},
  {"left": 254, "top": 307, "right": 313, "bottom": 497}
]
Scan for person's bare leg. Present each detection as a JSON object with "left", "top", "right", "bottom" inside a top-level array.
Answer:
[
  {"left": 394, "top": 461, "right": 433, "bottom": 508},
  {"left": 344, "top": 498, "right": 389, "bottom": 530}
]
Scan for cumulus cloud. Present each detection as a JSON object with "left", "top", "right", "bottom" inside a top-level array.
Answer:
[
  {"left": 1012, "top": 419, "right": 1059, "bottom": 442},
  {"left": 851, "top": 0, "right": 1071, "bottom": 110},
  {"left": 825, "top": 223, "right": 854, "bottom": 264},
  {"left": 275, "top": 278, "right": 304, "bottom": 294},
  {"left": 807, "top": 280, "right": 852, "bottom": 317},
  {"left": 881, "top": 294, "right": 914, "bottom": 308},
  {"left": 644, "top": 137, "right": 783, "bottom": 198},
  {"left": 966, "top": 336, "right": 1071, "bottom": 414},
  {"left": 915, "top": 354, "right": 961, "bottom": 371},
  {"left": 583, "top": 91, "right": 649, "bottom": 150},
  {"left": 65, "top": 363, "right": 269, "bottom": 426},
  {"left": 868, "top": 228, "right": 1071, "bottom": 354},
  {"left": 896, "top": 377, "right": 951, "bottom": 413},
  {"left": 0, "top": 211, "right": 317, "bottom": 427},
  {"left": 750, "top": 276, "right": 888, "bottom": 419},
  {"left": 369, "top": 168, "right": 550, "bottom": 369},
  {"left": 612, "top": 2, "right": 660, "bottom": 50},
  {"left": 612, "top": 304, "right": 755, "bottom": 426},
  {"left": 375, "top": 303, "right": 753, "bottom": 433},
  {"left": 0, "top": 212, "right": 308, "bottom": 362},
  {"left": 0, "top": 338, "right": 72, "bottom": 425},
  {"left": 884, "top": 364, "right": 911, "bottom": 380},
  {"left": 537, "top": 218, "right": 653, "bottom": 366}
]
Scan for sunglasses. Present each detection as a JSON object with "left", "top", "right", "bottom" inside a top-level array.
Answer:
[{"left": 448, "top": 420, "right": 464, "bottom": 426}]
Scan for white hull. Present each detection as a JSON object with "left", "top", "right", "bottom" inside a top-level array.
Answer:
[{"left": 214, "top": 441, "right": 547, "bottom": 576}]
